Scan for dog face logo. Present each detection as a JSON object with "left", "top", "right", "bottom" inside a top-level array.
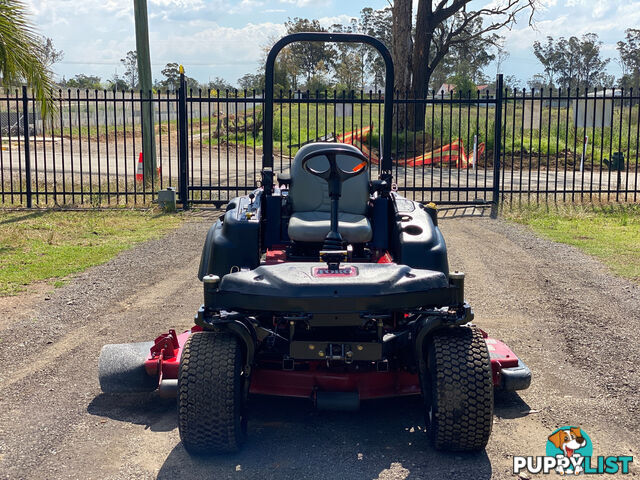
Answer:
[
  {"left": 546, "top": 427, "right": 593, "bottom": 475},
  {"left": 548, "top": 427, "right": 587, "bottom": 458}
]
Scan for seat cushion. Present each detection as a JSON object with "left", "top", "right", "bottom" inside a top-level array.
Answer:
[{"left": 288, "top": 211, "right": 372, "bottom": 243}]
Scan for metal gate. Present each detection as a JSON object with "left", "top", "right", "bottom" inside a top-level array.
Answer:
[{"left": 180, "top": 74, "right": 502, "bottom": 208}]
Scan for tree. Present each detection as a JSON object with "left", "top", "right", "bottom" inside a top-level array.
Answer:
[
  {"left": 333, "top": 51, "right": 361, "bottom": 92},
  {"left": 160, "top": 62, "right": 180, "bottom": 90},
  {"left": 392, "top": 0, "right": 537, "bottom": 131},
  {"left": 330, "top": 20, "right": 366, "bottom": 91},
  {"left": 574, "top": 33, "right": 609, "bottom": 89},
  {"left": 107, "top": 75, "right": 129, "bottom": 92},
  {"left": 360, "top": 7, "right": 392, "bottom": 91},
  {"left": 260, "top": 35, "right": 297, "bottom": 92},
  {"left": 429, "top": 18, "right": 501, "bottom": 88},
  {"left": 391, "top": 0, "right": 412, "bottom": 128},
  {"left": 527, "top": 74, "right": 549, "bottom": 92},
  {"left": 617, "top": 29, "right": 640, "bottom": 90},
  {"left": 237, "top": 73, "right": 264, "bottom": 92},
  {"left": 159, "top": 63, "right": 199, "bottom": 91},
  {"left": 207, "top": 76, "right": 233, "bottom": 92},
  {"left": 391, "top": 0, "right": 412, "bottom": 95},
  {"left": 450, "top": 74, "right": 476, "bottom": 98},
  {"left": 495, "top": 40, "right": 509, "bottom": 77},
  {"left": 305, "top": 71, "right": 332, "bottom": 94},
  {"left": 38, "top": 36, "right": 63, "bottom": 69},
  {"left": 0, "top": 0, "right": 55, "bottom": 115},
  {"left": 533, "top": 34, "right": 610, "bottom": 90},
  {"left": 285, "top": 18, "right": 334, "bottom": 84},
  {"left": 65, "top": 74, "right": 102, "bottom": 90},
  {"left": 532, "top": 36, "right": 560, "bottom": 87},
  {"left": 120, "top": 50, "right": 138, "bottom": 89},
  {"left": 504, "top": 74, "right": 521, "bottom": 91}
]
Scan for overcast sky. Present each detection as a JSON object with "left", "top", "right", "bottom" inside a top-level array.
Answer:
[{"left": 28, "top": 0, "right": 640, "bottom": 87}]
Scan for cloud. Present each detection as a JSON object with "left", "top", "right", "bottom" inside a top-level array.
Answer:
[
  {"left": 149, "top": 0, "right": 205, "bottom": 8},
  {"left": 318, "top": 14, "right": 358, "bottom": 28},
  {"left": 229, "top": 0, "right": 264, "bottom": 14},
  {"left": 155, "top": 21, "right": 285, "bottom": 59},
  {"left": 278, "top": 0, "right": 329, "bottom": 6}
]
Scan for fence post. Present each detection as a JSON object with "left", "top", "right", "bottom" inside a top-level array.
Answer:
[
  {"left": 177, "top": 67, "right": 189, "bottom": 209},
  {"left": 491, "top": 74, "right": 503, "bottom": 215},
  {"left": 21, "top": 86, "right": 32, "bottom": 208}
]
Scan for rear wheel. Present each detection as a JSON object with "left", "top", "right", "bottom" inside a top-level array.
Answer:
[
  {"left": 424, "top": 326, "right": 493, "bottom": 451},
  {"left": 178, "top": 332, "right": 248, "bottom": 454}
]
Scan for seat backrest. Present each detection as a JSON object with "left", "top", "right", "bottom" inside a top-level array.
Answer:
[{"left": 288, "top": 142, "right": 369, "bottom": 215}]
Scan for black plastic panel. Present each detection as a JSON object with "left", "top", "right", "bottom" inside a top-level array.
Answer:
[
  {"left": 198, "top": 195, "right": 261, "bottom": 280},
  {"left": 264, "top": 194, "right": 283, "bottom": 247},
  {"left": 208, "top": 262, "right": 454, "bottom": 313},
  {"left": 392, "top": 196, "right": 449, "bottom": 275},
  {"left": 370, "top": 197, "right": 389, "bottom": 250}
]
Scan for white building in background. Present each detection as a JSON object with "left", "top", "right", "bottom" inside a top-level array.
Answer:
[
  {"left": 572, "top": 89, "right": 622, "bottom": 128},
  {"left": 437, "top": 83, "right": 455, "bottom": 96},
  {"left": 436, "top": 83, "right": 490, "bottom": 96}
]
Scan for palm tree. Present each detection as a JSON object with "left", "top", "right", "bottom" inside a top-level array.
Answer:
[{"left": 0, "top": 0, "right": 54, "bottom": 115}]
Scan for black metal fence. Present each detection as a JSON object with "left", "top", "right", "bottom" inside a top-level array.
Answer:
[{"left": 1, "top": 75, "right": 639, "bottom": 208}]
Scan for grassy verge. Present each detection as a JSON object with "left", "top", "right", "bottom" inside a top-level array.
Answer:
[
  {"left": 504, "top": 204, "right": 640, "bottom": 282},
  {"left": 0, "top": 209, "right": 183, "bottom": 295}
]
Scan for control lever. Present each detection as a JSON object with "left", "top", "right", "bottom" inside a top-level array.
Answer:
[{"left": 299, "top": 147, "right": 369, "bottom": 270}]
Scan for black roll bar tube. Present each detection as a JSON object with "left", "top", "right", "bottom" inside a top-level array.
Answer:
[{"left": 262, "top": 32, "right": 394, "bottom": 194}]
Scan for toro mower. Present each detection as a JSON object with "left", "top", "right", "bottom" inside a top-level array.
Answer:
[{"left": 98, "top": 32, "right": 531, "bottom": 454}]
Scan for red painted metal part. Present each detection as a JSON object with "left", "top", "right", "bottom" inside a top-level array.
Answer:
[
  {"left": 481, "top": 329, "right": 520, "bottom": 386},
  {"left": 265, "top": 248, "right": 287, "bottom": 264},
  {"left": 144, "top": 328, "right": 199, "bottom": 382},
  {"left": 142, "top": 327, "right": 520, "bottom": 396},
  {"left": 250, "top": 368, "right": 420, "bottom": 400},
  {"left": 377, "top": 252, "right": 393, "bottom": 264}
]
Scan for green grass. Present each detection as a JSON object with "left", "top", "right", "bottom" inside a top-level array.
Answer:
[
  {"left": 504, "top": 204, "right": 640, "bottom": 282},
  {"left": 0, "top": 209, "right": 183, "bottom": 295},
  {"left": 1, "top": 174, "right": 170, "bottom": 208}
]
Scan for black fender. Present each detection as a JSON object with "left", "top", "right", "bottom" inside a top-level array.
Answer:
[
  {"left": 195, "top": 307, "right": 257, "bottom": 375},
  {"left": 414, "top": 316, "right": 447, "bottom": 377},
  {"left": 413, "top": 304, "right": 474, "bottom": 375}
]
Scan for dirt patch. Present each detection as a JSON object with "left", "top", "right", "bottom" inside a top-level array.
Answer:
[
  {"left": 0, "top": 212, "right": 638, "bottom": 479},
  {"left": 0, "top": 281, "right": 54, "bottom": 329}
]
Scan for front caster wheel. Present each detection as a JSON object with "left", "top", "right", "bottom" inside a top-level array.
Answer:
[
  {"left": 178, "top": 332, "right": 248, "bottom": 454},
  {"left": 424, "top": 326, "right": 494, "bottom": 451}
]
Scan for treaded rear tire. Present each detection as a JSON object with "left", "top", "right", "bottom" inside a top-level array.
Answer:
[
  {"left": 425, "top": 326, "right": 493, "bottom": 451},
  {"left": 178, "top": 332, "right": 247, "bottom": 454}
]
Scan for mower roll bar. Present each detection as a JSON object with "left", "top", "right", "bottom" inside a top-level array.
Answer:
[{"left": 262, "top": 32, "right": 395, "bottom": 194}]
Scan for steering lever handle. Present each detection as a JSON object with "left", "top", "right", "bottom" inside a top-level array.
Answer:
[{"left": 300, "top": 148, "right": 369, "bottom": 187}]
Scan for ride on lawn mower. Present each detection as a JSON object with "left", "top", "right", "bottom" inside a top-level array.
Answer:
[{"left": 98, "top": 32, "right": 531, "bottom": 453}]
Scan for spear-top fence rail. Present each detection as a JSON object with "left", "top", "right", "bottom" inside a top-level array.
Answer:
[{"left": 1, "top": 75, "right": 638, "bottom": 208}]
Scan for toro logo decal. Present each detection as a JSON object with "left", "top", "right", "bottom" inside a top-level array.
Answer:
[
  {"left": 512, "top": 426, "right": 633, "bottom": 475},
  {"left": 312, "top": 266, "right": 358, "bottom": 277}
]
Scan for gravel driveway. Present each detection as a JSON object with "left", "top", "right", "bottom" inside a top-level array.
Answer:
[{"left": 0, "top": 212, "right": 638, "bottom": 479}]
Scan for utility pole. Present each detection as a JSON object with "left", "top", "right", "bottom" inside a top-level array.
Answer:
[{"left": 133, "top": 0, "right": 157, "bottom": 186}]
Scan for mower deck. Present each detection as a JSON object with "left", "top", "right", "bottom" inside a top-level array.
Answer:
[{"left": 135, "top": 327, "right": 531, "bottom": 400}]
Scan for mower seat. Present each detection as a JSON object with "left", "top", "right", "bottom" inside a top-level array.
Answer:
[{"left": 287, "top": 143, "right": 372, "bottom": 243}]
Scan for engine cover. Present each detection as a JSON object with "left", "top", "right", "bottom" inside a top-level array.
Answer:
[{"left": 208, "top": 263, "right": 454, "bottom": 314}]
